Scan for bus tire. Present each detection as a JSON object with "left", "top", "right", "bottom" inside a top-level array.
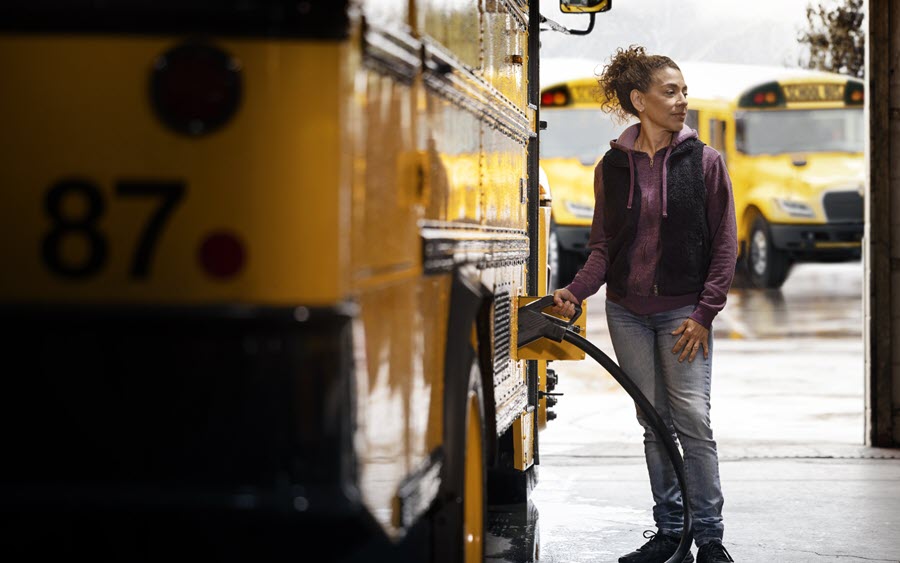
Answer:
[
  {"left": 548, "top": 223, "right": 561, "bottom": 290},
  {"left": 549, "top": 222, "right": 582, "bottom": 290},
  {"left": 487, "top": 449, "right": 537, "bottom": 505},
  {"left": 748, "top": 215, "right": 792, "bottom": 289},
  {"left": 434, "top": 351, "right": 487, "bottom": 563},
  {"left": 557, "top": 249, "right": 582, "bottom": 290},
  {"left": 459, "top": 360, "right": 487, "bottom": 563}
]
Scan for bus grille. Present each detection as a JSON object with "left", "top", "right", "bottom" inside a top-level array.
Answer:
[
  {"left": 493, "top": 291, "right": 512, "bottom": 384},
  {"left": 491, "top": 289, "right": 528, "bottom": 435},
  {"left": 823, "top": 191, "right": 863, "bottom": 223}
]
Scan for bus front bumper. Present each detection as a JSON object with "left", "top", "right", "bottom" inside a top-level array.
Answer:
[{"left": 769, "top": 223, "right": 863, "bottom": 260}]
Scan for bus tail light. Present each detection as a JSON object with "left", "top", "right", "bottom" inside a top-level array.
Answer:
[
  {"left": 738, "top": 82, "right": 785, "bottom": 108},
  {"left": 754, "top": 91, "right": 777, "bottom": 105},
  {"left": 845, "top": 81, "right": 865, "bottom": 105},
  {"left": 541, "top": 87, "right": 571, "bottom": 107},
  {"left": 151, "top": 42, "right": 242, "bottom": 136}
]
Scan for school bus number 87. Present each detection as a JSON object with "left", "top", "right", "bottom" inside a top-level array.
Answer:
[{"left": 41, "top": 179, "right": 185, "bottom": 280}]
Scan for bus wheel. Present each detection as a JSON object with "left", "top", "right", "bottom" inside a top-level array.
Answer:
[
  {"left": 462, "top": 361, "right": 486, "bottom": 563},
  {"left": 435, "top": 352, "right": 486, "bottom": 563},
  {"left": 748, "top": 216, "right": 791, "bottom": 289},
  {"left": 557, "top": 250, "right": 582, "bottom": 290},
  {"left": 548, "top": 225, "right": 560, "bottom": 291},
  {"left": 549, "top": 222, "right": 581, "bottom": 290}
]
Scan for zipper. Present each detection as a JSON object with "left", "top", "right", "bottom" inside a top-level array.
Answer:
[
  {"left": 652, "top": 247, "right": 661, "bottom": 295},
  {"left": 653, "top": 169, "right": 663, "bottom": 297}
]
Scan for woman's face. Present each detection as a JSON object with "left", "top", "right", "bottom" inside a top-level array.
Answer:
[{"left": 635, "top": 67, "right": 688, "bottom": 133}]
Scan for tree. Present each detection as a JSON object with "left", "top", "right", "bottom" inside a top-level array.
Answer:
[{"left": 798, "top": 0, "right": 865, "bottom": 78}]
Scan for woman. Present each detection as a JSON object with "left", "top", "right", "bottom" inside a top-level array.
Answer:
[{"left": 552, "top": 46, "right": 737, "bottom": 563}]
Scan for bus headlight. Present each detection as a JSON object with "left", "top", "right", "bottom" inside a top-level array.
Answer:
[
  {"left": 774, "top": 198, "right": 816, "bottom": 218},
  {"left": 564, "top": 201, "right": 594, "bottom": 219}
]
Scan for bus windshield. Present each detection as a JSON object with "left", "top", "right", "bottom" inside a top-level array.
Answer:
[
  {"left": 540, "top": 108, "right": 633, "bottom": 165},
  {"left": 736, "top": 108, "right": 864, "bottom": 155}
]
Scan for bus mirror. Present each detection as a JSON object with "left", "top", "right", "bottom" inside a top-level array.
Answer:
[
  {"left": 548, "top": 1, "right": 610, "bottom": 35},
  {"left": 560, "top": 0, "right": 611, "bottom": 13}
]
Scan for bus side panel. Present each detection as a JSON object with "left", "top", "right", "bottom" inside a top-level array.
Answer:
[
  {"left": 350, "top": 67, "right": 421, "bottom": 280},
  {"left": 349, "top": 6, "right": 441, "bottom": 538},
  {"left": 483, "top": 127, "right": 528, "bottom": 229},
  {"left": 418, "top": 0, "right": 482, "bottom": 72},
  {"left": 353, "top": 276, "right": 447, "bottom": 538},
  {"left": 429, "top": 98, "right": 483, "bottom": 223},
  {"left": 483, "top": 3, "right": 528, "bottom": 110}
]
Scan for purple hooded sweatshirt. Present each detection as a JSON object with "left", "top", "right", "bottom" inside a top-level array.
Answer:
[{"left": 565, "top": 123, "right": 738, "bottom": 328}]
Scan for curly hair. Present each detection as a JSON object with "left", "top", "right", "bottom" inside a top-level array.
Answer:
[{"left": 597, "top": 45, "right": 680, "bottom": 123}]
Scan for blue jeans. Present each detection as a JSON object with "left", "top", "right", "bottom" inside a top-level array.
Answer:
[{"left": 605, "top": 300, "right": 725, "bottom": 547}]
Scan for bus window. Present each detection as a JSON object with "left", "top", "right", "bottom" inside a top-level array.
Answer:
[
  {"left": 686, "top": 109, "right": 699, "bottom": 132},
  {"left": 734, "top": 108, "right": 864, "bottom": 155},
  {"left": 735, "top": 118, "right": 747, "bottom": 154},
  {"left": 540, "top": 107, "right": 627, "bottom": 165},
  {"left": 709, "top": 118, "right": 727, "bottom": 160}
]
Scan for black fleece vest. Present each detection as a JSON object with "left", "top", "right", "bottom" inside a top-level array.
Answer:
[{"left": 602, "top": 138, "right": 710, "bottom": 297}]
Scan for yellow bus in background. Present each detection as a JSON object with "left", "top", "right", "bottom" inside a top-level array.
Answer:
[
  {"left": 680, "top": 63, "right": 865, "bottom": 289},
  {"left": 0, "top": 2, "right": 601, "bottom": 561},
  {"left": 539, "top": 57, "right": 635, "bottom": 289}
]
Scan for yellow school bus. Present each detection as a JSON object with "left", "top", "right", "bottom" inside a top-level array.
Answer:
[
  {"left": 679, "top": 62, "right": 865, "bottom": 288},
  {"left": 0, "top": 1, "right": 602, "bottom": 561},
  {"left": 539, "top": 57, "right": 636, "bottom": 289}
]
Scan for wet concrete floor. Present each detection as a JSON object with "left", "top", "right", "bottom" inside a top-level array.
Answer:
[{"left": 487, "top": 262, "right": 900, "bottom": 562}]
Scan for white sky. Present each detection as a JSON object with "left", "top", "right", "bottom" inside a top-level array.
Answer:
[{"left": 538, "top": 0, "right": 854, "bottom": 68}]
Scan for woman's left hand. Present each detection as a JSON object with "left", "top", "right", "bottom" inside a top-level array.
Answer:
[{"left": 671, "top": 318, "right": 709, "bottom": 363}]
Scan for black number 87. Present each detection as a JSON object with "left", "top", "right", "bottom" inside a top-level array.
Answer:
[{"left": 41, "top": 179, "right": 186, "bottom": 279}]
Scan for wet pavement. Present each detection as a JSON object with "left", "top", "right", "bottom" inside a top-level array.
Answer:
[{"left": 487, "top": 262, "right": 900, "bottom": 562}]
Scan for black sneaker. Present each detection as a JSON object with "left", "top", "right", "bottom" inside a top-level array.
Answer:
[
  {"left": 619, "top": 530, "right": 695, "bottom": 563},
  {"left": 697, "top": 541, "right": 734, "bottom": 562}
]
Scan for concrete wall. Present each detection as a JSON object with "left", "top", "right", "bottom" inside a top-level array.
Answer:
[{"left": 867, "top": 0, "right": 898, "bottom": 446}]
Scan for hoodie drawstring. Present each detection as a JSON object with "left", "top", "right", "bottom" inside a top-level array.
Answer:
[
  {"left": 626, "top": 150, "right": 636, "bottom": 209},
  {"left": 660, "top": 144, "right": 673, "bottom": 218},
  {"left": 614, "top": 122, "right": 696, "bottom": 216}
]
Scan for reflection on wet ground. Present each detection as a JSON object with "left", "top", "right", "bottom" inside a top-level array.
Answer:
[
  {"left": 720, "top": 263, "right": 863, "bottom": 339},
  {"left": 486, "top": 501, "right": 540, "bottom": 563}
]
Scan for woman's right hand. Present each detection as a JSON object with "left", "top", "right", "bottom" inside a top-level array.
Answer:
[{"left": 551, "top": 288, "right": 578, "bottom": 318}]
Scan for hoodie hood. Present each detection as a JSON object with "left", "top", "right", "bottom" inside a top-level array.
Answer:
[{"left": 610, "top": 123, "right": 699, "bottom": 218}]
